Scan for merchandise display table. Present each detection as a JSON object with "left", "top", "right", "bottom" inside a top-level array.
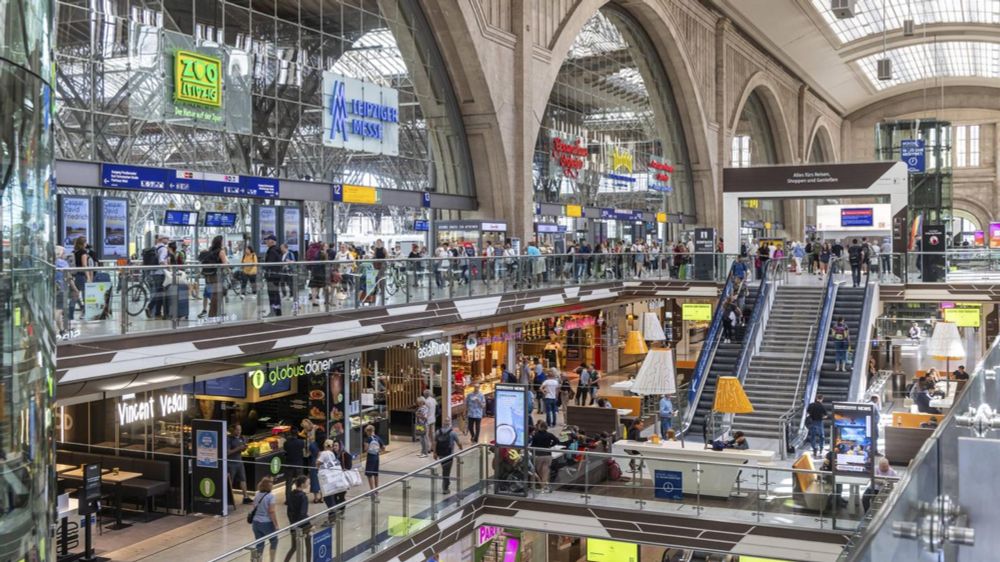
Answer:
[{"left": 612, "top": 439, "right": 775, "bottom": 498}]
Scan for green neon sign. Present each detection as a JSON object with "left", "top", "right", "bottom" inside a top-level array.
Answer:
[
  {"left": 175, "top": 50, "right": 222, "bottom": 108},
  {"left": 270, "top": 456, "right": 282, "bottom": 475},
  {"left": 199, "top": 477, "right": 216, "bottom": 497}
]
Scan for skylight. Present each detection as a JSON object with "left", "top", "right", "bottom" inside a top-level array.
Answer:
[
  {"left": 856, "top": 41, "right": 1000, "bottom": 90},
  {"left": 332, "top": 28, "right": 408, "bottom": 81},
  {"left": 810, "top": 0, "right": 1000, "bottom": 43},
  {"left": 566, "top": 10, "right": 627, "bottom": 59}
]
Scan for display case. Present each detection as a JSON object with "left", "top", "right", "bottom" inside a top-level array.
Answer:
[
  {"left": 242, "top": 431, "right": 287, "bottom": 486},
  {"left": 349, "top": 411, "right": 390, "bottom": 456}
]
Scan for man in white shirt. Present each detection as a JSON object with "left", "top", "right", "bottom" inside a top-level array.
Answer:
[
  {"left": 434, "top": 244, "right": 450, "bottom": 287},
  {"left": 422, "top": 389, "right": 437, "bottom": 455},
  {"left": 540, "top": 372, "right": 561, "bottom": 427}
]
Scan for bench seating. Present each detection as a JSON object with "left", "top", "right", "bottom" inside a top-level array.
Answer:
[{"left": 57, "top": 449, "right": 170, "bottom": 519}]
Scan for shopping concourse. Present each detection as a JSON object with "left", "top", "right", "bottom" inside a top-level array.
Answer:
[{"left": 6, "top": 0, "right": 1000, "bottom": 561}]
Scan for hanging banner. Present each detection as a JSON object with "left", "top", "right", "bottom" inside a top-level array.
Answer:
[
  {"left": 831, "top": 402, "right": 876, "bottom": 477},
  {"left": 59, "top": 195, "right": 92, "bottom": 248},
  {"left": 900, "top": 139, "right": 925, "bottom": 173},
  {"left": 191, "top": 419, "right": 229, "bottom": 516},
  {"left": 283, "top": 207, "right": 301, "bottom": 256},
  {"left": 321, "top": 71, "right": 400, "bottom": 156},
  {"left": 99, "top": 197, "right": 129, "bottom": 259},
  {"left": 257, "top": 206, "right": 278, "bottom": 253}
]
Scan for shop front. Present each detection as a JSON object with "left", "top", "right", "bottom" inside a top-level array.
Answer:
[
  {"left": 56, "top": 352, "right": 363, "bottom": 514},
  {"left": 519, "top": 312, "right": 603, "bottom": 371}
]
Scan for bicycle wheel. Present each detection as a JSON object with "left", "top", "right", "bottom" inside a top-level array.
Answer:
[
  {"left": 126, "top": 284, "right": 148, "bottom": 316},
  {"left": 384, "top": 273, "right": 398, "bottom": 296}
]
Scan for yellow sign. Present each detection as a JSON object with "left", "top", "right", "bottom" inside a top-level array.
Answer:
[
  {"left": 944, "top": 307, "right": 980, "bottom": 328},
  {"left": 611, "top": 146, "right": 634, "bottom": 173},
  {"left": 387, "top": 516, "right": 431, "bottom": 537},
  {"left": 586, "top": 538, "right": 637, "bottom": 562},
  {"left": 764, "top": 222, "right": 772, "bottom": 230},
  {"left": 682, "top": 303, "right": 712, "bottom": 322},
  {"left": 656, "top": 212, "right": 667, "bottom": 223},
  {"left": 745, "top": 199, "right": 760, "bottom": 209},
  {"left": 174, "top": 50, "right": 222, "bottom": 108},
  {"left": 566, "top": 204, "right": 582, "bottom": 218},
  {"left": 341, "top": 184, "right": 379, "bottom": 205}
]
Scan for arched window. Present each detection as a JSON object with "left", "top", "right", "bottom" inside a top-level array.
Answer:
[
  {"left": 533, "top": 6, "right": 695, "bottom": 221},
  {"left": 733, "top": 90, "right": 783, "bottom": 230}
]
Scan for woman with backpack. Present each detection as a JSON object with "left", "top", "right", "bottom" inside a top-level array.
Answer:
[
  {"left": 363, "top": 424, "right": 385, "bottom": 489},
  {"left": 69, "top": 236, "right": 93, "bottom": 321},
  {"left": 831, "top": 317, "right": 851, "bottom": 372},
  {"left": 198, "top": 235, "right": 229, "bottom": 319}
]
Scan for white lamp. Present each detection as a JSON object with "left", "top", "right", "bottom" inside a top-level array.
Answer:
[
  {"left": 642, "top": 312, "right": 667, "bottom": 343},
  {"left": 927, "top": 321, "right": 966, "bottom": 376},
  {"left": 630, "top": 348, "right": 676, "bottom": 396}
]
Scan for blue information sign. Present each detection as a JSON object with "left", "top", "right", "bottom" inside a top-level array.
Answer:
[
  {"left": 101, "top": 164, "right": 279, "bottom": 198},
  {"left": 654, "top": 469, "right": 683, "bottom": 500},
  {"left": 312, "top": 526, "right": 332, "bottom": 562},
  {"left": 900, "top": 139, "right": 925, "bottom": 173},
  {"left": 422, "top": 192, "right": 432, "bottom": 208}
]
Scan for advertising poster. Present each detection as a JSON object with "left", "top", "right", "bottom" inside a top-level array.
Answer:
[
  {"left": 190, "top": 419, "right": 228, "bottom": 515},
  {"left": 494, "top": 384, "right": 527, "bottom": 447},
  {"left": 59, "top": 195, "right": 92, "bottom": 247},
  {"left": 328, "top": 363, "right": 346, "bottom": 447},
  {"left": 989, "top": 223, "right": 1000, "bottom": 249},
  {"left": 100, "top": 197, "right": 129, "bottom": 259},
  {"left": 586, "top": 538, "right": 638, "bottom": 562},
  {"left": 83, "top": 281, "right": 112, "bottom": 320},
  {"left": 312, "top": 526, "right": 332, "bottom": 562},
  {"left": 654, "top": 469, "right": 683, "bottom": 500},
  {"left": 921, "top": 223, "right": 946, "bottom": 282},
  {"left": 832, "top": 402, "right": 876, "bottom": 477},
  {"left": 257, "top": 206, "right": 277, "bottom": 252},
  {"left": 681, "top": 303, "right": 712, "bottom": 321},
  {"left": 283, "top": 207, "right": 301, "bottom": 255}
]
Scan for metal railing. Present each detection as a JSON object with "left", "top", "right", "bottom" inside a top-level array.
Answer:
[
  {"left": 778, "top": 325, "right": 816, "bottom": 460},
  {"left": 793, "top": 268, "right": 838, "bottom": 445},
  {"left": 847, "top": 281, "right": 880, "bottom": 403}
]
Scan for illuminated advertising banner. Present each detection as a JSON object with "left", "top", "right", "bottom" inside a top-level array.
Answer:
[
  {"left": 682, "top": 303, "right": 712, "bottom": 321},
  {"left": 832, "top": 402, "right": 877, "bottom": 477},
  {"left": 816, "top": 204, "right": 891, "bottom": 231},
  {"left": 59, "top": 195, "right": 92, "bottom": 248},
  {"left": 990, "top": 223, "right": 1000, "bottom": 249},
  {"left": 99, "top": 197, "right": 128, "bottom": 259},
  {"left": 586, "top": 538, "right": 638, "bottom": 562},
  {"left": 322, "top": 71, "right": 399, "bottom": 156}
]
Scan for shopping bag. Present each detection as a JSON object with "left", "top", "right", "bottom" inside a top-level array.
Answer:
[
  {"left": 345, "top": 468, "right": 363, "bottom": 488},
  {"left": 318, "top": 466, "right": 350, "bottom": 495}
]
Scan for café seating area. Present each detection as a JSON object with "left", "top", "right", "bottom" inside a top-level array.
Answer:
[{"left": 57, "top": 449, "right": 171, "bottom": 522}]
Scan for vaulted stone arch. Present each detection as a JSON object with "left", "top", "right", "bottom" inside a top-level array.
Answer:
[
  {"left": 729, "top": 73, "right": 796, "bottom": 165},
  {"left": 806, "top": 120, "right": 839, "bottom": 163}
]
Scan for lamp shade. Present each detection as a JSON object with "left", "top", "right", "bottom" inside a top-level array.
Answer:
[
  {"left": 713, "top": 376, "right": 754, "bottom": 414},
  {"left": 927, "top": 321, "right": 966, "bottom": 361},
  {"left": 630, "top": 348, "right": 676, "bottom": 395},
  {"left": 642, "top": 312, "right": 667, "bottom": 342},
  {"left": 623, "top": 330, "right": 649, "bottom": 355}
]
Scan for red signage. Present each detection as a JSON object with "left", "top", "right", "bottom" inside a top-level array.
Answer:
[
  {"left": 552, "top": 138, "right": 588, "bottom": 178},
  {"left": 649, "top": 159, "right": 674, "bottom": 184}
]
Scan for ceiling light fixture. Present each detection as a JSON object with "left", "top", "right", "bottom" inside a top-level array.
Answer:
[
  {"left": 877, "top": 0, "right": 893, "bottom": 80},
  {"left": 831, "top": 0, "right": 857, "bottom": 19},
  {"left": 903, "top": 0, "right": 915, "bottom": 36}
]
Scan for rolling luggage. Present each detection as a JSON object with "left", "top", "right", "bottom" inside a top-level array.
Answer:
[{"left": 168, "top": 283, "right": 190, "bottom": 320}]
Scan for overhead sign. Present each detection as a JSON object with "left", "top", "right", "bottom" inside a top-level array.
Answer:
[
  {"left": 332, "top": 183, "right": 379, "bottom": 205},
  {"left": 600, "top": 208, "right": 643, "bottom": 221},
  {"left": 840, "top": 207, "right": 874, "bottom": 228},
  {"left": 900, "top": 139, "right": 925, "bottom": 173},
  {"left": 102, "top": 164, "right": 279, "bottom": 198},
  {"left": 682, "top": 303, "right": 712, "bottom": 322},
  {"left": 174, "top": 50, "right": 222, "bottom": 108},
  {"left": 723, "top": 162, "right": 899, "bottom": 192},
  {"left": 322, "top": 72, "right": 399, "bottom": 156},
  {"left": 945, "top": 307, "right": 980, "bottom": 328},
  {"left": 656, "top": 212, "right": 667, "bottom": 223},
  {"left": 565, "top": 204, "right": 582, "bottom": 218}
]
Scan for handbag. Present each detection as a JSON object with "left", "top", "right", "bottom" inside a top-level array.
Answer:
[
  {"left": 345, "top": 467, "right": 363, "bottom": 488},
  {"left": 246, "top": 492, "right": 268, "bottom": 524},
  {"left": 414, "top": 423, "right": 426, "bottom": 436}
]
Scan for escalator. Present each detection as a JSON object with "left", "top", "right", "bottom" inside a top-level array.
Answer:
[
  {"left": 685, "top": 286, "right": 758, "bottom": 440},
  {"left": 816, "top": 286, "right": 867, "bottom": 402}
]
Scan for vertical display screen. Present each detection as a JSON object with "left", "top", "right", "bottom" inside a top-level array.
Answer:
[{"left": 832, "top": 402, "right": 876, "bottom": 477}]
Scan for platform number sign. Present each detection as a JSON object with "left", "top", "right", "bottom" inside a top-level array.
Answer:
[
  {"left": 900, "top": 139, "right": 925, "bottom": 173},
  {"left": 654, "top": 469, "right": 683, "bottom": 500}
]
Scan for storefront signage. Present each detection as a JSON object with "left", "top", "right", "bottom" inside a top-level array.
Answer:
[
  {"left": 101, "top": 164, "right": 279, "bottom": 198},
  {"left": 477, "top": 525, "right": 502, "bottom": 546},
  {"left": 561, "top": 316, "right": 596, "bottom": 331},
  {"left": 832, "top": 402, "right": 876, "bottom": 477},
  {"left": 322, "top": 71, "right": 399, "bottom": 156},
  {"left": 482, "top": 222, "right": 507, "bottom": 232},
  {"left": 565, "top": 204, "right": 583, "bottom": 218},
  {"left": 174, "top": 50, "right": 222, "bottom": 108},
  {"left": 332, "top": 183, "right": 380, "bottom": 205},
  {"left": 535, "top": 223, "right": 559, "bottom": 234},
  {"left": 681, "top": 303, "right": 712, "bottom": 321},
  {"left": 649, "top": 159, "right": 674, "bottom": 193},
  {"left": 99, "top": 197, "right": 128, "bottom": 259},
  {"left": 944, "top": 307, "right": 980, "bottom": 328},
  {"left": 59, "top": 195, "right": 92, "bottom": 247},
  {"left": 249, "top": 357, "right": 341, "bottom": 390},
  {"left": 117, "top": 393, "right": 190, "bottom": 424},
  {"left": 741, "top": 220, "right": 764, "bottom": 229},
  {"left": 465, "top": 331, "right": 521, "bottom": 348},
  {"left": 551, "top": 137, "right": 588, "bottom": 178},
  {"left": 900, "top": 139, "right": 925, "bottom": 173},
  {"left": 417, "top": 339, "right": 449, "bottom": 359}
]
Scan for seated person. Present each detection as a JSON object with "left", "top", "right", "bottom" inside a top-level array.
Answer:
[
  {"left": 908, "top": 376, "right": 926, "bottom": 402},
  {"left": 863, "top": 457, "right": 899, "bottom": 511},
  {"left": 919, "top": 416, "right": 939, "bottom": 429},
  {"left": 724, "top": 431, "right": 749, "bottom": 450},
  {"left": 627, "top": 419, "right": 647, "bottom": 442},
  {"left": 914, "top": 381, "right": 942, "bottom": 414},
  {"left": 953, "top": 365, "right": 969, "bottom": 381},
  {"left": 596, "top": 398, "right": 613, "bottom": 409}
]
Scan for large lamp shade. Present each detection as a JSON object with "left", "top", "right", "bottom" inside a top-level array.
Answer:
[
  {"left": 642, "top": 312, "right": 667, "bottom": 342},
  {"left": 630, "top": 349, "right": 676, "bottom": 395},
  {"left": 623, "top": 330, "right": 649, "bottom": 355},
  {"left": 713, "top": 376, "right": 754, "bottom": 414},
  {"left": 927, "top": 321, "right": 966, "bottom": 361}
]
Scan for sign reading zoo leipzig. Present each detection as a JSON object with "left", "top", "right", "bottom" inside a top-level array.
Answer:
[
  {"left": 322, "top": 71, "right": 399, "bottom": 156},
  {"left": 174, "top": 50, "right": 222, "bottom": 108}
]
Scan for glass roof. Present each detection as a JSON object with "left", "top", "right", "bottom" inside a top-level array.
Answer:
[
  {"left": 856, "top": 41, "right": 1000, "bottom": 90},
  {"left": 810, "top": 0, "right": 1000, "bottom": 43},
  {"left": 332, "top": 28, "right": 408, "bottom": 81}
]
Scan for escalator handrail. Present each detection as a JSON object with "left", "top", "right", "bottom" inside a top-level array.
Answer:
[
  {"left": 681, "top": 261, "right": 739, "bottom": 434},
  {"left": 796, "top": 268, "right": 837, "bottom": 434},
  {"left": 847, "top": 281, "right": 879, "bottom": 402},
  {"left": 731, "top": 257, "right": 784, "bottom": 384}
]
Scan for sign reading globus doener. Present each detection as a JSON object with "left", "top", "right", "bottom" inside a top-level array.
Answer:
[
  {"left": 174, "top": 50, "right": 222, "bottom": 108},
  {"left": 249, "top": 357, "right": 340, "bottom": 390}
]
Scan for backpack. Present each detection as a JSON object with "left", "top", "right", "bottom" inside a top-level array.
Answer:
[
  {"left": 141, "top": 246, "right": 160, "bottom": 266},
  {"left": 434, "top": 428, "right": 454, "bottom": 457},
  {"left": 366, "top": 436, "right": 381, "bottom": 455},
  {"left": 199, "top": 249, "right": 220, "bottom": 277},
  {"left": 606, "top": 458, "right": 623, "bottom": 481}
]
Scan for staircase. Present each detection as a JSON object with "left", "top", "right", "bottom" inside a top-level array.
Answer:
[
  {"left": 732, "top": 286, "right": 823, "bottom": 440},
  {"left": 816, "top": 287, "right": 866, "bottom": 403},
  {"left": 688, "top": 286, "right": 759, "bottom": 440}
]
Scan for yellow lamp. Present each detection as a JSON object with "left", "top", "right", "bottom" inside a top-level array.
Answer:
[
  {"left": 713, "top": 376, "right": 754, "bottom": 414},
  {"left": 623, "top": 330, "right": 649, "bottom": 355}
]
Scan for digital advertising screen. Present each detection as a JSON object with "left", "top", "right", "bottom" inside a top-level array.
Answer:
[
  {"left": 990, "top": 222, "right": 1000, "bottom": 249},
  {"left": 200, "top": 374, "right": 247, "bottom": 398},
  {"left": 163, "top": 210, "right": 199, "bottom": 226},
  {"left": 974, "top": 230, "right": 985, "bottom": 247},
  {"left": 816, "top": 204, "right": 891, "bottom": 232},
  {"left": 494, "top": 384, "right": 528, "bottom": 447},
  {"left": 832, "top": 402, "right": 877, "bottom": 477},
  {"left": 204, "top": 212, "right": 237, "bottom": 227},
  {"left": 840, "top": 207, "right": 874, "bottom": 228},
  {"left": 586, "top": 538, "right": 638, "bottom": 562}
]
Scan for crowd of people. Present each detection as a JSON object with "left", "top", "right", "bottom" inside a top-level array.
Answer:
[{"left": 741, "top": 237, "right": 891, "bottom": 286}]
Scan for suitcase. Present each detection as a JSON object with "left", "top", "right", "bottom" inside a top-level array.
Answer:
[{"left": 168, "top": 283, "right": 190, "bottom": 319}]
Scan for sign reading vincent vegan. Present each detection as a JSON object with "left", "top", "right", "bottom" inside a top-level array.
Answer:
[{"left": 175, "top": 50, "right": 222, "bottom": 107}]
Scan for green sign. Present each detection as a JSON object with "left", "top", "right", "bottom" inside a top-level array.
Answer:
[
  {"left": 198, "top": 477, "right": 216, "bottom": 498},
  {"left": 175, "top": 50, "right": 222, "bottom": 108},
  {"left": 270, "top": 456, "right": 282, "bottom": 475},
  {"left": 250, "top": 369, "right": 266, "bottom": 390}
]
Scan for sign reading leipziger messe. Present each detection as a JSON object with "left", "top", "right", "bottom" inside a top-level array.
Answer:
[{"left": 322, "top": 71, "right": 399, "bottom": 156}]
